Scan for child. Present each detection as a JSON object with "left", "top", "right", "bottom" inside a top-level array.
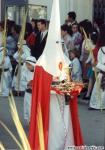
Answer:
[
  {"left": 69, "top": 49, "right": 82, "bottom": 82},
  {"left": 12, "top": 41, "right": 31, "bottom": 95},
  {"left": 22, "top": 56, "right": 36, "bottom": 123},
  {"left": 0, "top": 47, "right": 12, "bottom": 97}
]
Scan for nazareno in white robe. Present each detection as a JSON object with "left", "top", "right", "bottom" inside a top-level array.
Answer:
[
  {"left": 12, "top": 45, "right": 31, "bottom": 91},
  {"left": 90, "top": 47, "right": 105, "bottom": 109},
  {"left": 21, "top": 66, "right": 34, "bottom": 122},
  {"left": 0, "top": 51, "right": 12, "bottom": 97},
  {"left": 48, "top": 92, "right": 74, "bottom": 150}
]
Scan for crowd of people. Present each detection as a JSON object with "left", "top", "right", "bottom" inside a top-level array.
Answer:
[{"left": 0, "top": 11, "right": 105, "bottom": 123}]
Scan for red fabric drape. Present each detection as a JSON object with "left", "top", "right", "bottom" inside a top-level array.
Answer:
[
  {"left": 70, "top": 92, "right": 84, "bottom": 146},
  {"left": 29, "top": 66, "right": 52, "bottom": 150}
]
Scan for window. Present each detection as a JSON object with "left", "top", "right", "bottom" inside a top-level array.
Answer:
[
  {"left": 7, "top": 4, "right": 47, "bottom": 24},
  {"left": 7, "top": 6, "right": 26, "bottom": 24},
  {"left": 28, "top": 5, "right": 47, "bottom": 21}
]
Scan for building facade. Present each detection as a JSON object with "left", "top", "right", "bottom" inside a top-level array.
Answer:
[{"left": 1, "top": 0, "right": 104, "bottom": 25}]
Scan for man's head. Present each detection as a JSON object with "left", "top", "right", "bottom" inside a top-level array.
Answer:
[
  {"left": 37, "top": 19, "right": 47, "bottom": 32},
  {"left": 68, "top": 11, "right": 76, "bottom": 23}
]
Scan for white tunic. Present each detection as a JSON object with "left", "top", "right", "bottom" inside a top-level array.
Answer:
[
  {"left": 0, "top": 51, "right": 12, "bottom": 96},
  {"left": 48, "top": 93, "right": 74, "bottom": 150},
  {"left": 12, "top": 45, "right": 31, "bottom": 91},
  {"left": 22, "top": 66, "right": 34, "bottom": 122},
  {"left": 90, "top": 47, "right": 105, "bottom": 109}
]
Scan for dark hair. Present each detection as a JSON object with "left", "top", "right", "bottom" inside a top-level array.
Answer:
[
  {"left": 7, "top": 20, "right": 16, "bottom": 36},
  {"left": 31, "top": 18, "right": 37, "bottom": 22},
  {"left": 61, "top": 24, "right": 69, "bottom": 32},
  {"left": 61, "top": 24, "right": 72, "bottom": 35},
  {"left": 37, "top": 19, "right": 47, "bottom": 26},
  {"left": 69, "top": 48, "right": 79, "bottom": 58},
  {"left": 72, "top": 22, "right": 78, "bottom": 27},
  {"left": 12, "top": 24, "right": 21, "bottom": 34},
  {"left": 79, "top": 19, "right": 93, "bottom": 37},
  {"left": 68, "top": 11, "right": 76, "bottom": 20},
  {"left": 90, "top": 32, "right": 98, "bottom": 45},
  {"left": 25, "top": 22, "right": 33, "bottom": 39},
  {"left": 97, "top": 24, "right": 105, "bottom": 47}
]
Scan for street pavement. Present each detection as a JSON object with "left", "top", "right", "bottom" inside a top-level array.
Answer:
[{"left": 0, "top": 96, "right": 105, "bottom": 149}]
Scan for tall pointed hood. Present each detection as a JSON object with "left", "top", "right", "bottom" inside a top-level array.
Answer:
[{"left": 37, "top": 0, "right": 70, "bottom": 77}]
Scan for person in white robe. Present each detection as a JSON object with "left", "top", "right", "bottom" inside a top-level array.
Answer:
[
  {"left": 48, "top": 59, "right": 75, "bottom": 149},
  {"left": 0, "top": 47, "right": 12, "bottom": 97},
  {"left": 12, "top": 41, "right": 31, "bottom": 94},
  {"left": 22, "top": 56, "right": 36, "bottom": 123},
  {"left": 89, "top": 47, "right": 105, "bottom": 109}
]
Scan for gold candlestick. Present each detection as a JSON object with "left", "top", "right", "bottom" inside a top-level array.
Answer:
[{"left": 64, "top": 67, "right": 71, "bottom": 82}]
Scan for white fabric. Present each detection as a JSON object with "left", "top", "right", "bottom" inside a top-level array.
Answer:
[
  {"left": 0, "top": 51, "right": 12, "bottom": 96},
  {"left": 25, "top": 56, "right": 36, "bottom": 67},
  {"left": 12, "top": 65, "right": 27, "bottom": 91},
  {"left": 48, "top": 94, "right": 74, "bottom": 150},
  {"left": 97, "top": 47, "right": 105, "bottom": 72},
  {"left": 90, "top": 47, "right": 105, "bottom": 109},
  {"left": 24, "top": 92, "right": 32, "bottom": 122},
  {"left": 12, "top": 45, "right": 31, "bottom": 91},
  {"left": 23, "top": 67, "right": 34, "bottom": 121},
  {"left": 71, "top": 58, "right": 82, "bottom": 82},
  {"left": 13, "top": 45, "right": 31, "bottom": 63},
  {"left": 37, "top": 0, "right": 70, "bottom": 77}
]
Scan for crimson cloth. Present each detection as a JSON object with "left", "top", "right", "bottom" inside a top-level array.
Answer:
[
  {"left": 26, "top": 32, "right": 36, "bottom": 47},
  {"left": 29, "top": 66, "right": 84, "bottom": 150},
  {"left": 70, "top": 91, "right": 84, "bottom": 146},
  {"left": 29, "top": 66, "right": 52, "bottom": 150},
  {"left": 93, "top": 45, "right": 100, "bottom": 62}
]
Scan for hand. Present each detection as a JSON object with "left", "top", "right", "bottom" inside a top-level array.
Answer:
[
  {"left": 27, "top": 80, "right": 33, "bottom": 89},
  {"left": 92, "top": 61, "right": 97, "bottom": 67}
]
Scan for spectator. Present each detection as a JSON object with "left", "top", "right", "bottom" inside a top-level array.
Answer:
[
  {"left": 83, "top": 31, "right": 98, "bottom": 100},
  {"left": 31, "top": 18, "right": 39, "bottom": 35},
  {"left": 69, "top": 49, "right": 82, "bottom": 82},
  {"left": 67, "top": 11, "right": 77, "bottom": 27},
  {"left": 6, "top": 22, "right": 17, "bottom": 57},
  {"left": 80, "top": 20, "right": 93, "bottom": 80},
  {"left": 61, "top": 24, "right": 74, "bottom": 56},
  {"left": 11, "top": 24, "right": 21, "bottom": 46},
  {"left": 25, "top": 22, "right": 36, "bottom": 56},
  {"left": 33, "top": 19, "right": 48, "bottom": 59},
  {"left": 71, "top": 23, "right": 82, "bottom": 54}
]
